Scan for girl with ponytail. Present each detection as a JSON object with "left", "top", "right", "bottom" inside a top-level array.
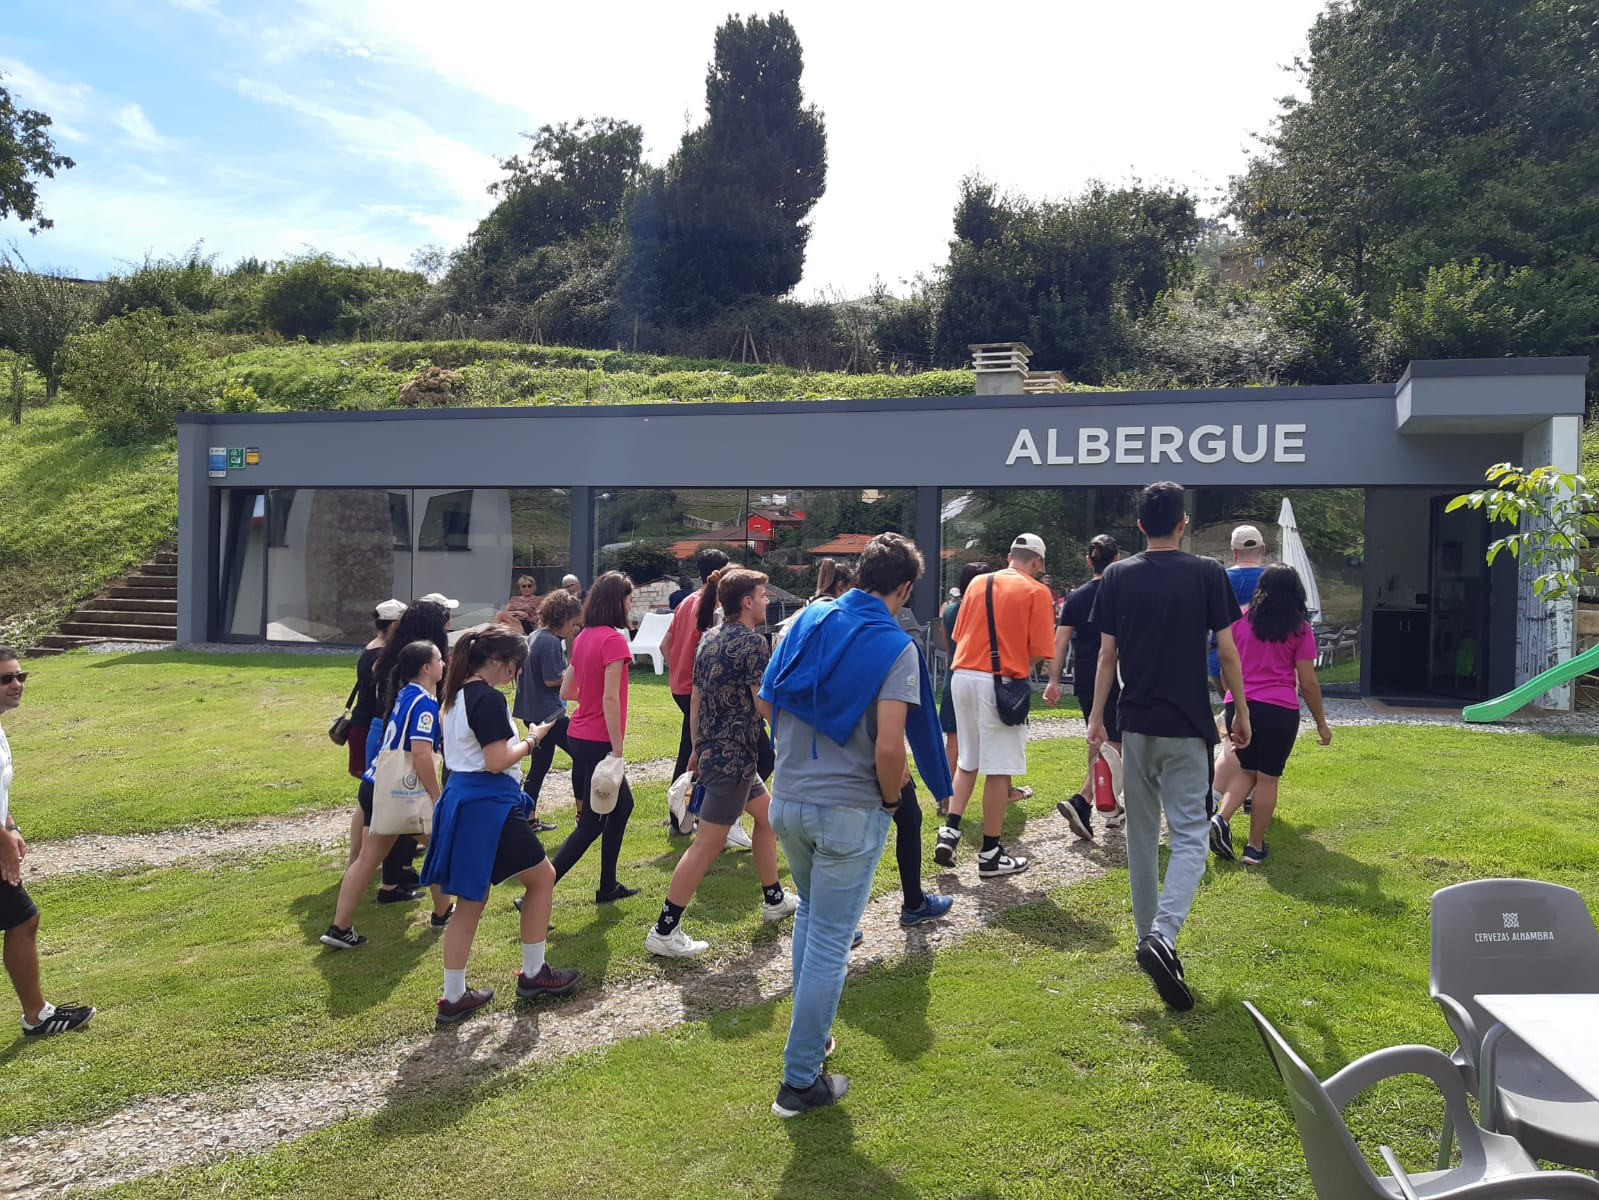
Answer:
[{"left": 418, "top": 625, "right": 575, "bottom": 1025}]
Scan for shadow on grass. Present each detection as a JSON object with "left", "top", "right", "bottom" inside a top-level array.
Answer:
[
  {"left": 1255, "top": 817, "right": 1400, "bottom": 915},
  {"left": 1132, "top": 993, "right": 1299, "bottom": 1105},
  {"left": 842, "top": 950, "right": 935, "bottom": 1063},
  {"left": 776, "top": 1107, "right": 919, "bottom": 1200},
  {"left": 989, "top": 895, "right": 1118, "bottom": 954},
  {"left": 288, "top": 875, "right": 438, "bottom": 1017}
]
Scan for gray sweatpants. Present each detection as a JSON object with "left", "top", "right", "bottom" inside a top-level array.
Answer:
[{"left": 1122, "top": 731, "right": 1211, "bottom": 946}]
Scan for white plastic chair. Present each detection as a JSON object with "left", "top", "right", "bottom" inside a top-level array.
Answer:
[{"left": 629, "top": 611, "right": 672, "bottom": 675}]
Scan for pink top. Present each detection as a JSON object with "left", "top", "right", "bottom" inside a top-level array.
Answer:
[
  {"left": 1225, "top": 617, "right": 1315, "bottom": 712},
  {"left": 568, "top": 626, "right": 631, "bottom": 744}
]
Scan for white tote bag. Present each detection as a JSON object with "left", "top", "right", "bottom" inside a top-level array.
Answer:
[
  {"left": 588, "top": 754, "right": 625, "bottom": 816},
  {"left": 370, "top": 694, "right": 433, "bottom": 836}
]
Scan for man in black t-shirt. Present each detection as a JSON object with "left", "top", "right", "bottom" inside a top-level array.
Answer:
[{"left": 1087, "top": 482, "right": 1250, "bottom": 1011}]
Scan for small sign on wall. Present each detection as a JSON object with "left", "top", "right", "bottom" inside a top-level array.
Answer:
[{"left": 208, "top": 447, "right": 227, "bottom": 478}]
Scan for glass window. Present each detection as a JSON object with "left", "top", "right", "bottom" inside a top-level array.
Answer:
[
  {"left": 509, "top": 488, "right": 573, "bottom": 597},
  {"left": 411, "top": 489, "right": 515, "bottom": 630},
  {"left": 388, "top": 492, "right": 411, "bottom": 551},
  {"left": 418, "top": 490, "right": 473, "bottom": 552},
  {"left": 217, "top": 490, "right": 266, "bottom": 638},
  {"left": 264, "top": 488, "right": 406, "bottom": 643},
  {"left": 266, "top": 489, "right": 296, "bottom": 548}
]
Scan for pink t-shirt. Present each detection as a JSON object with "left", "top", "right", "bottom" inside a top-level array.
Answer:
[
  {"left": 568, "top": 626, "right": 631, "bottom": 744},
  {"left": 1225, "top": 617, "right": 1315, "bottom": 712}
]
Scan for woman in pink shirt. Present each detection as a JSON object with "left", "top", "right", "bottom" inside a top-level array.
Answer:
[
  {"left": 549, "top": 572, "right": 639, "bottom": 903},
  {"left": 1208, "top": 564, "right": 1331, "bottom": 867}
]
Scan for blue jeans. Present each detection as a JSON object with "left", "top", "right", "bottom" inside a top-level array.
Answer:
[{"left": 770, "top": 796, "right": 892, "bottom": 1089}]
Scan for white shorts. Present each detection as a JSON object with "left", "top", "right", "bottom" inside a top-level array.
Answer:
[{"left": 950, "top": 669, "right": 1029, "bottom": 776}]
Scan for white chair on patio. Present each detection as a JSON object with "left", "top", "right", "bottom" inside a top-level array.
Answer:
[{"left": 629, "top": 611, "right": 672, "bottom": 675}]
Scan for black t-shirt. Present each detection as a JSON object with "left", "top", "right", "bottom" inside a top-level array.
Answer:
[
  {"left": 1089, "top": 550, "right": 1240, "bottom": 743},
  {"left": 351, "top": 647, "right": 383, "bottom": 724},
  {"left": 463, "top": 679, "right": 516, "bottom": 747},
  {"left": 1059, "top": 578, "right": 1104, "bottom": 685}
]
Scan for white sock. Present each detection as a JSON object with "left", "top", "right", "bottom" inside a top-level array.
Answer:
[
  {"left": 443, "top": 968, "right": 467, "bottom": 1003},
  {"left": 521, "top": 941, "right": 547, "bottom": 978},
  {"left": 22, "top": 1000, "right": 55, "bottom": 1029}
]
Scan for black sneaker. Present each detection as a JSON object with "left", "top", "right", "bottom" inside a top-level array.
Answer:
[
  {"left": 430, "top": 903, "right": 455, "bottom": 928},
  {"left": 976, "top": 845, "right": 1029, "bottom": 877},
  {"left": 1241, "top": 842, "right": 1269, "bottom": 867},
  {"left": 531, "top": 817, "right": 558, "bottom": 834},
  {"left": 595, "top": 882, "right": 640, "bottom": 905},
  {"left": 397, "top": 866, "right": 421, "bottom": 890},
  {"left": 319, "top": 925, "right": 367, "bottom": 950},
  {"left": 435, "top": 986, "right": 494, "bottom": 1026},
  {"left": 515, "top": 963, "right": 582, "bottom": 1001},
  {"left": 1135, "top": 934, "right": 1195, "bottom": 1011},
  {"left": 375, "top": 887, "right": 422, "bottom": 905},
  {"left": 1209, "top": 814, "right": 1235, "bottom": 861},
  {"left": 22, "top": 1003, "right": 95, "bottom": 1036},
  {"left": 771, "top": 1073, "right": 849, "bottom": 1118},
  {"left": 1057, "top": 794, "right": 1093, "bottom": 842},
  {"left": 932, "top": 827, "right": 960, "bottom": 867}
]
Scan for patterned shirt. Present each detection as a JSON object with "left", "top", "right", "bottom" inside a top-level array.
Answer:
[{"left": 693, "top": 622, "right": 770, "bottom": 781}]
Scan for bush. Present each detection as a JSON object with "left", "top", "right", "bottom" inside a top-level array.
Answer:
[
  {"left": 597, "top": 541, "right": 680, "bottom": 585},
  {"left": 256, "top": 253, "right": 427, "bottom": 341},
  {"left": 62, "top": 309, "right": 215, "bottom": 440}
]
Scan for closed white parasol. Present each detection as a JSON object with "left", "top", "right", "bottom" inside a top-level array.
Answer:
[{"left": 1277, "top": 497, "right": 1321, "bottom": 621}]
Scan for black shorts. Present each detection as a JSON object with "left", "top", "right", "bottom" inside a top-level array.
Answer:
[
  {"left": 1224, "top": 700, "right": 1301, "bottom": 778},
  {"left": 0, "top": 879, "right": 38, "bottom": 931},
  {"left": 939, "top": 685, "right": 958, "bottom": 735},
  {"left": 1076, "top": 676, "right": 1121, "bottom": 743},
  {"left": 356, "top": 778, "right": 375, "bottom": 827},
  {"left": 489, "top": 810, "right": 548, "bottom": 884}
]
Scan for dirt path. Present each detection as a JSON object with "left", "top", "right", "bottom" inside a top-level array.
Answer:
[{"left": 1, "top": 807, "right": 1122, "bottom": 1198}]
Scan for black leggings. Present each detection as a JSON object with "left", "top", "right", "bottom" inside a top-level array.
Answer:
[
  {"left": 357, "top": 778, "right": 421, "bottom": 887},
  {"left": 893, "top": 780, "right": 924, "bottom": 910},
  {"left": 672, "top": 692, "right": 693, "bottom": 779},
  {"left": 521, "top": 713, "right": 572, "bottom": 811},
  {"left": 551, "top": 735, "right": 636, "bottom": 893}
]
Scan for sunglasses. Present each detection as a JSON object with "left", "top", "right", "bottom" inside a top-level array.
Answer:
[{"left": 0, "top": 672, "right": 27, "bottom": 685}]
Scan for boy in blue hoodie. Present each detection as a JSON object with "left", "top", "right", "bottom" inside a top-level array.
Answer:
[{"left": 761, "top": 533, "right": 952, "bottom": 1118}]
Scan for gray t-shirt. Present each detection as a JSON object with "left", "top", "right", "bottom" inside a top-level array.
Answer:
[
  {"left": 514, "top": 628, "right": 569, "bottom": 724},
  {"left": 771, "top": 642, "right": 920, "bottom": 810}
]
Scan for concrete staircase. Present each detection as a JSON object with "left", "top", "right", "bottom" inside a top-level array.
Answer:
[{"left": 29, "top": 548, "right": 179, "bottom": 656}]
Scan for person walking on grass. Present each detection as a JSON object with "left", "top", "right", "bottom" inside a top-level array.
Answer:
[
  {"left": 934, "top": 534, "right": 1055, "bottom": 878},
  {"left": 550, "top": 572, "right": 639, "bottom": 905},
  {"left": 661, "top": 549, "right": 730, "bottom": 836},
  {"left": 1087, "top": 482, "right": 1250, "bottom": 1012},
  {"left": 1209, "top": 564, "right": 1331, "bottom": 868},
  {"left": 345, "top": 599, "right": 406, "bottom": 866},
  {"left": 761, "top": 533, "right": 951, "bottom": 1117},
  {"left": 935, "top": 561, "right": 989, "bottom": 790},
  {"left": 646, "top": 568, "right": 798, "bottom": 958},
  {"left": 514, "top": 588, "right": 583, "bottom": 834},
  {"left": 0, "top": 648, "right": 94, "bottom": 1037},
  {"left": 419, "top": 626, "right": 579, "bottom": 1025},
  {"left": 1208, "top": 525, "right": 1268, "bottom": 697},
  {"left": 1044, "top": 535, "right": 1121, "bottom": 842},
  {"left": 322, "top": 640, "right": 462, "bottom": 948}
]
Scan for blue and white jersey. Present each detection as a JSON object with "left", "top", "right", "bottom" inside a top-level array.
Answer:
[{"left": 361, "top": 682, "right": 442, "bottom": 784}]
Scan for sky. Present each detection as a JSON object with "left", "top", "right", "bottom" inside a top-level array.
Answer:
[{"left": 0, "top": 0, "right": 1328, "bottom": 296}]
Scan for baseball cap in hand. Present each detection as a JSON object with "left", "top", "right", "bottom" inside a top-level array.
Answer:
[
  {"left": 419, "top": 592, "right": 460, "bottom": 610},
  {"left": 375, "top": 598, "right": 407, "bottom": 620},
  {"left": 1230, "top": 525, "right": 1264, "bottom": 550},
  {"left": 1010, "top": 532, "right": 1046, "bottom": 559}
]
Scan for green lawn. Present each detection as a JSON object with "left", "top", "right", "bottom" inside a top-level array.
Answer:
[
  {"left": 10, "top": 721, "right": 1597, "bottom": 1199},
  {"left": 2, "top": 651, "right": 687, "bottom": 841}
]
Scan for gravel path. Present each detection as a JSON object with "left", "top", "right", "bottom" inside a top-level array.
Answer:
[{"left": 1, "top": 807, "right": 1121, "bottom": 1197}]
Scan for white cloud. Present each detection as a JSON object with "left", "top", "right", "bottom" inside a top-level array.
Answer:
[
  {"left": 0, "top": 56, "right": 94, "bottom": 143},
  {"left": 110, "top": 103, "right": 168, "bottom": 150}
]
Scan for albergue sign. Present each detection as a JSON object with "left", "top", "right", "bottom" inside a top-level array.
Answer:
[{"left": 1006, "top": 423, "right": 1308, "bottom": 467}]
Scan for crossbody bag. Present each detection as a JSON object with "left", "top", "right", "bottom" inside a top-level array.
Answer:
[{"left": 986, "top": 574, "right": 1031, "bottom": 726}]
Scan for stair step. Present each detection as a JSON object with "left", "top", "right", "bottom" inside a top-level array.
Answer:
[
  {"left": 23, "top": 645, "right": 65, "bottom": 657},
  {"left": 139, "top": 562, "right": 178, "bottom": 578},
  {"left": 106, "top": 585, "right": 177, "bottom": 600},
  {"left": 71, "top": 609, "right": 177, "bottom": 629},
  {"left": 151, "top": 551, "right": 178, "bottom": 566},
  {"left": 37, "top": 634, "right": 102, "bottom": 650},
  {"left": 59, "top": 621, "right": 176, "bottom": 640},
  {"left": 89, "top": 597, "right": 178, "bottom": 614},
  {"left": 119, "top": 575, "right": 179, "bottom": 592}
]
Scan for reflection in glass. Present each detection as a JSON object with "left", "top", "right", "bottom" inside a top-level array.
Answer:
[
  {"left": 218, "top": 489, "right": 266, "bottom": 638},
  {"left": 265, "top": 488, "right": 399, "bottom": 643}
]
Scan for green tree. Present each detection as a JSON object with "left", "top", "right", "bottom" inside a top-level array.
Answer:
[
  {"left": 625, "top": 13, "right": 827, "bottom": 321},
  {"left": 256, "top": 253, "right": 426, "bottom": 341},
  {"left": 0, "top": 77, "right": 74, "bottom": 233},
  {"left": 933, "top": 177, "right": 1199, "bottom": 380},
  {"left": 62, "top": 309, "right": 215, "bottom": 440},
  {"left": 97, "top": 247, "right": 222, "bottom": 321},
  {"left": 597, "top": 541, "right": 680, "bottom": 585},
  {"left": 0, "top": 246, "right": 94, "bottom": 403}
]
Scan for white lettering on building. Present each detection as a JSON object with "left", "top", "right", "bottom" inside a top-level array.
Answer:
[{"left": 1006, "top": 423, "right": 1312, "bottom": 468}]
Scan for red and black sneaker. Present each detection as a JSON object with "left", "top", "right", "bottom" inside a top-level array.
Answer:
[
  {"left": 515, "top": 964, "right": 581, "bottom": 1001},
  {"left": 435, "top": 986, "right": 494, "bottom": 1026}
]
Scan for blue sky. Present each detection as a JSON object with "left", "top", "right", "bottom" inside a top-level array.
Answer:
[{"left": 2, "top": 0, "right": 1327, "bottom": 294}]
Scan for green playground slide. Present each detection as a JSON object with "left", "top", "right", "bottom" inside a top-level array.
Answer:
[{"left": 1462, "top": 643, "right": 1599, "bottom": 722}]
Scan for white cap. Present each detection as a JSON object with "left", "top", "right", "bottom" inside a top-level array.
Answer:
[
  {"left": 948, "top": 587, "right": 961, "bottom": 600},
  {"left": 1010, "top": 532, "right": 1046, "bottom": 560},
  {"left": 1231, "top": 525, "right": 1265, "bottom": 550},
  {"left": 419, "top": 592, "right": 460, "bottom": 610},
  {"left": 374, "top": 598, "right": 407, "bottom": 620},
  {"left": 562, "top": 575, "right": 581, "bottom": 587}
]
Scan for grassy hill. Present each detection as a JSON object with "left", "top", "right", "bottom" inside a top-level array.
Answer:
[{"left": 0, "top": 341, "right": 989, "bottom": 645}]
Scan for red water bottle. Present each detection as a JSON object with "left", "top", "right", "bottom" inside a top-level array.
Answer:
[{"left": 1092, "top": 750, "right": 1116, "bottom": 813}]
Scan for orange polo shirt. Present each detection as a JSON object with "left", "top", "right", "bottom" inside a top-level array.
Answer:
[{"left": 951, "top": 568, "right": 1056, "bottom": 680}]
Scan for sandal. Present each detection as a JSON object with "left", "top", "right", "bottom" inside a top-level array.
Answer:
[{"left": 1008, "top": 786, "right": 1034, "bottom": 802}]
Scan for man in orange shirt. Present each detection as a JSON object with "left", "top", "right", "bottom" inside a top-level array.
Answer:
[{"left": 934, "top": 534, "right": 1055, "bottom": 876}]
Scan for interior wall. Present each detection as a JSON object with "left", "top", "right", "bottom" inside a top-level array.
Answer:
[{"left": 1364, "top": 489, "right": 1433, "bottom": 613}]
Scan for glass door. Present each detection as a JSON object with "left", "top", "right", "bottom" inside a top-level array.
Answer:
[{"left": 1428, "top": 496, "right": 1490, "bottom": 699}]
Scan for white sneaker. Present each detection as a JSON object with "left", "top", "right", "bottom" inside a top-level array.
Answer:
[
  {"left": 761, "top": 892, "right": 799, "bottom": 923},
  {"left": 645, "top": 925, "right": 709, "bottom": 958},
  {"left": 723, "top": 823, "right": 753, "bottom": 851}
]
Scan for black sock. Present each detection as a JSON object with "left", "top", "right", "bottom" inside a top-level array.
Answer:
[
  {"left": 980, "top": 835, "right": 1001, "bottom": 855},
  {"left": 761, "top": 882, "right": 784, "bottom": 906},
  {"left": 656, "top": 900, "right": 685, "bottom": 935},
  {"left": 944, "top": 813, "right": 963, "bottom": 832}
]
